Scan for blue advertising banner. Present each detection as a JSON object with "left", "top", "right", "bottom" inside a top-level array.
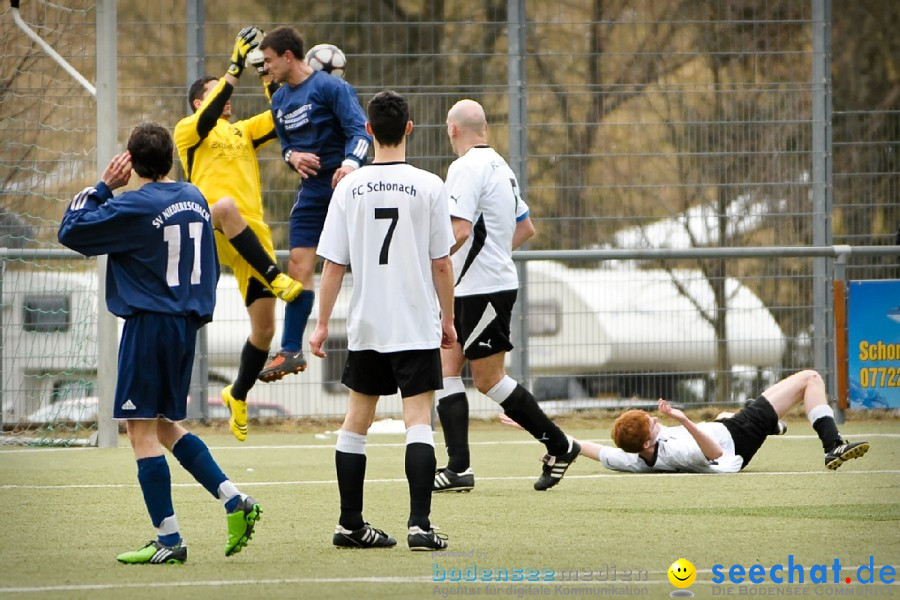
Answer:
[{"left": 847, "top": 280, "right": 900, "bottom": 409}]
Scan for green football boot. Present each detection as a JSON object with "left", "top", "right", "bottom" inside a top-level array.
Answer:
[
  {"left": 116, "top": 540, "right": 187, "bottom": 565},
  {"left": 225, "top": 495, "right": 262, "bottom": 556}
]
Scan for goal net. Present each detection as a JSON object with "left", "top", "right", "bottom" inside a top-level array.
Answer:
[{"left": 0, "top": 0, "right": 100, "bottom": 446}]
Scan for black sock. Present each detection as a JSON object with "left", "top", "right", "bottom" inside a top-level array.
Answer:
[
  {"left": 405, "top": 442, "right": 435, "bottom": 530},
  {"left": 231, "top": 340, "right": 269, "bottom": 400},
  {"left": 500, "top": 384, "right": 568, "bottom": 456},
  {"left": 228, "top": 226, "right": 281, "bottom": 283},
  {"left": 813, "top": 416, "right": 843, "bottom": 452},
  {"left": 437, "top": 393, "right": 470, "bottom": 472},
  {"left": 335, "top": 450, "right": 366, "bottom": 530}
]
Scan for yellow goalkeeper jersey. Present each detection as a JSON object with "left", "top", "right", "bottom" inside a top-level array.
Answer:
[{"left": 174, "top": 77, "right": 276, "bottom": 221}]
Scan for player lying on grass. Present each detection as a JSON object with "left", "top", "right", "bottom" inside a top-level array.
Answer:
[
  {"left": 503, "top": 370, "right": 869, "bottom": 473},
  {"left": 58, "top": 124, "right": 261, "bottom": 565}
]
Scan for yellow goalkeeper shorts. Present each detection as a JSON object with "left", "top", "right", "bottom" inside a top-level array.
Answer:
[{"left": 214, "top": 216, "right": 278, "bottom": 304}]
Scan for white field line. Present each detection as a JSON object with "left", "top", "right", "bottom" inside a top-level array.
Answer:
[
  {"left": 1, "top": 469, "right": 898, "bottom": 490},
  {"left": 1, "top": 572, "right": 897, "bottom": 594},
  {"left": 1, "top": 432, "right": 899, "bottom": 455}
]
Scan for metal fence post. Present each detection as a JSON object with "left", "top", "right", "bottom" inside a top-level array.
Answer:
[
  {"left": 811, "top": 0, "right": 834, "bottom": 392},
  {"left": 95, "top": 0, "right": 118, "bottom": 448},
  {"left": 508, "top": 0, "right": 530, "bottom": 386},
  {"left": 0, "top": 257, "right": 4, "bottom": 431},
  {"left": 832, "top": 248, "right": 848, "bottom": 424},
  {"left": 186, "top": 0, "right": 209, "bottom": 421}
]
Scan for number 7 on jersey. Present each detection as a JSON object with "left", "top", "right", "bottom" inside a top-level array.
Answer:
[{"left": 374, "top": 207, "right": 399, "bottom": 265}]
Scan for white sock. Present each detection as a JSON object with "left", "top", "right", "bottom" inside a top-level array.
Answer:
[
  {"left": 336, "top": 429, "right": 367, "bottom": 455},
  {"left": 486, "top": 375, "right": 517, "bottom": 404},
  {"left": 157, "top": 514, "right": 179, "bottom": 540},
  {"left": 436, "top": 376, "right": 465, "bottom": 401},
  {"left": 406, "top": 423, "right": 434, "bottom": 447},
  {"left": 807, "top": 404, "right": 835, "bottom": 426},
  {"left": 217, "top": 480, "right": 240, "bottom": 505}
]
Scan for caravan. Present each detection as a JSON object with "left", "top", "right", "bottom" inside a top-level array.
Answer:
[
  {"left": 0, "top": 268, "right": 99, "bottom": 424},
  {"left": 2, "top": 261, "right": 787, "bottom": 423}
]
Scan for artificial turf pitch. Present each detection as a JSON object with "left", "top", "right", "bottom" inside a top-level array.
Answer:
[{"left": 1, "top": 418, "right": 897, "bottom": 599}]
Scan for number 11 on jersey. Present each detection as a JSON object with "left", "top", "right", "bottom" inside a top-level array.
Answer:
[{"left": 163, "top": 222, "right": 204, "bottom": 286}]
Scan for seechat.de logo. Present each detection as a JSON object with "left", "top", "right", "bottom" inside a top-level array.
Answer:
[{"left": 711, "top": 555, "right": 896, "bottom": 585}]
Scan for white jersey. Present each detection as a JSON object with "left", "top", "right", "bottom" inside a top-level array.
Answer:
[
  {"left": 597, "top": 423, "right": 743, "bottom": 474},
  {"left": 446, "top": 146, "right": 529, "bottom": 296},
  {"left": 317, "top": 162, "right": 454, "bottom": 352}
]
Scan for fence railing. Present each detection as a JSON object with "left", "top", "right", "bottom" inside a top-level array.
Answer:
[{"left": 3, "top": 245, "right": 897, "bottom": 445}]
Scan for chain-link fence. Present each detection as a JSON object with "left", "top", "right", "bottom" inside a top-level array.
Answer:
[{"left": 1, "top": 1, "right": 897, "bottom": 438}]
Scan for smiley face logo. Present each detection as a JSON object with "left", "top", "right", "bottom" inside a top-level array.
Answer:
[{"left": 668, "top": 558, "right": 697, "bottom": 588}]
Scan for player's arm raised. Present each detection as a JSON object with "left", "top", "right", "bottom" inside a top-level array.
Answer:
[
  {"left": 659, "top": 399, "right": 724, "bottom": 461},
  {"left": 178, "top": 27, "right": 262, "bottom": 145},
  {"left": 226, "top": 25, "right": 262, "bottom": 82},
  {"left": 58, "top": 153, "right": 143, "bottom": 256}
]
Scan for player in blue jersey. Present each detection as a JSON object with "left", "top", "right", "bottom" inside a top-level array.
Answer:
[
  {"left": 58, "top": 123, "right": 262, "bottom": 565},
  {"left": 256, "top": 26, "right": 372, "bottom": 382}
]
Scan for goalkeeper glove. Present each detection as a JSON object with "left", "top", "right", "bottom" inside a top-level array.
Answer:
[
  {"left": 247, "top": 47, "right": 267, "bottom": 77},
  {"left": 227, "top": 26, "right": 262, "bottom": 78}
]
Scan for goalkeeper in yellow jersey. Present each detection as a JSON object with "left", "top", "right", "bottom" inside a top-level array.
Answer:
[{"left": 174, "top": 26, "right": 301, "bottom": 442}]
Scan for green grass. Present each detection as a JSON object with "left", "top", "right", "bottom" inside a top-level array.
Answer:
[{"left": 0, "top": 419, "right": 898, "bottom": 599}]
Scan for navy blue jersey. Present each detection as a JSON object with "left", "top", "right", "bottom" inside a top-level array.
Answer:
[
  {"left": 271, "top": 70, "right": 370, "bottom": 174},
  {"left": 58, "top": 180, "right": 219, "bottom": 322}
]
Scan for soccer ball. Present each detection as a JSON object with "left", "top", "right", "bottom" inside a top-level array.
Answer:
[{"left": 305, "top": 44, "right": 347, "bottom": 79}]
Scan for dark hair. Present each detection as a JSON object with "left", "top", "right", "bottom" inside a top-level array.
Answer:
[
  {"left": 127, "top": 122, "right": 173, "bottom": 181},
  {"left": 259, "top": 26, "right": 304, "bottom": 59},
  {"left": 367, "top": 90, "right": 409, "bottom": 147},
  {"left": 187, "top": 75, "right": 217, "bottom": 113}
]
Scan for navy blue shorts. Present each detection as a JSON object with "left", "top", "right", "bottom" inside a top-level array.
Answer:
[
  {"left": 289, "top": 174, "right": 334, "bottom": 248},
  {"left": 114, "top": 312, "right": 200, "bottom": 421},
  {"left": 342, "top": 348, "right": 443, "bottom": 398}
]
